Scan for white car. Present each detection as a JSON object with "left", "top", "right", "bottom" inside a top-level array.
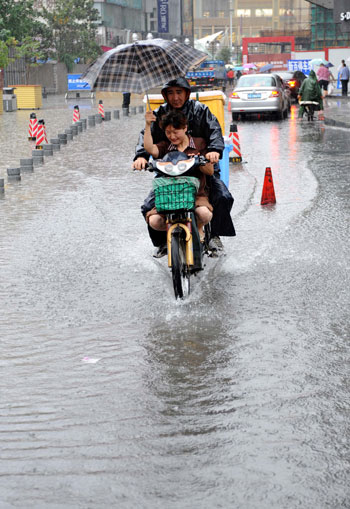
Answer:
[{"left": 229, "top": 73, "right": 290, "bottom": 120}]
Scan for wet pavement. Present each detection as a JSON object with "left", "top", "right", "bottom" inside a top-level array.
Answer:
[{"left": 0, "top": 95, "right": 349, "bottom": 508}]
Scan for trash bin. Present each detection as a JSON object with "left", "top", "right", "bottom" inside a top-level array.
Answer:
[
  {"left": 2, "top": 87, "right": 17, "bottom": 112},
  {"left": 144, "top": 89, "right": 226, "bottom": 133},
  {"left": 219, "top": 136, "right": 233, "bottom": 188}
]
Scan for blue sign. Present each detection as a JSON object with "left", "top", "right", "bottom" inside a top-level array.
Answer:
[
  {"left": 287, "top": 59, "right": 311, "bottom": 76},
  {"left": 158, "top": 0, "right": 169, "bottom": 33},
  {"left": 200, "top": 60, "right": 225, "bottom": 67},
  {"left": 186, "top": 70, "right": 215, "bottom": 78},
  {"left": 67, "top": 74, "right": 91, "bottom": 91}
]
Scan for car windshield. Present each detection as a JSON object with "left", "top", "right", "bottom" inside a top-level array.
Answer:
[{"left": 237, "top": 76, "right": 276, "bottom": 88}]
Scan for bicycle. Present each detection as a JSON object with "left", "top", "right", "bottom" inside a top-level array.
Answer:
[
  {"left": 146, "top": 152, "right": 212, "bottom": 299},
  {"left": 299, "top": 100, "right": 319, "bottom": 121}
]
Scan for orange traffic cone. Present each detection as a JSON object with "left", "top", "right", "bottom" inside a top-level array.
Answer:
[
  {"left": 98, "top": 100, "right": 105, "bottom": 120},
  {"left": 228, "top": 123, "right": 242, "bottom": 163},
  {"left": 28, "top": 112, "right": 38, "bottom": 140},
  {"left": 73, "top": 105, "right": 80, "bottom": 123},
  {"left": 261, "top": 167, "right": 276, "bottom": 205}
]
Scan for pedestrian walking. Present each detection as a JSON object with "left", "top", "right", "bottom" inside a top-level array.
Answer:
[
  {"left": 316, "top": 63, "right": 334, "bottom": 96},
  {"left": 339, "top": 61, "right": 350, "bottom": 96},
  {"left": 227, "top": 69, "right": 234, "bottom": 86}
]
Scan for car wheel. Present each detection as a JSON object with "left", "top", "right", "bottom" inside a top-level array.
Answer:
[{"left": 232, "top": 113, "right": 239, "bottom": 121}]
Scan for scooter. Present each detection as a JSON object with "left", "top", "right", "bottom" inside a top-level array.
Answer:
[
  {"left": 299, "top": 100, "right": 319, "bottom": 121},
  {"left": 146, "top": 151, "right": 213, "bottom": 299}
]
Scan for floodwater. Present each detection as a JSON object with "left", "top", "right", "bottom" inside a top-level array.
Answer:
[{"left": 0, "top": 96, "right": 349, "bottom": 508}]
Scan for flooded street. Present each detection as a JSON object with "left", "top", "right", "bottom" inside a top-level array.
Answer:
[{"left": 0, "top": 96, "right": 349, "bottom": 508}]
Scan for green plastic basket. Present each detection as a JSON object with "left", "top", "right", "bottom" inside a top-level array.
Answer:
[{"left": 153, "top": 176, "right": 200, "bottom": 212}]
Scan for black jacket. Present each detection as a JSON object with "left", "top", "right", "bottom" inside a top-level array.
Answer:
[{"left": 134, "top": 99, "right": 225, "bottom": 161}]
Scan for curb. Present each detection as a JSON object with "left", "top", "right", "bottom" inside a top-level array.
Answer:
[{"left": 324, "top": 117, "right": 350, "bottom": 129}]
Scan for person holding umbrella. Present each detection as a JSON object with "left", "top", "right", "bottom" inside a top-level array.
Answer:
[
  {"left": 316, "top": 63, "right": 334, "bottom": 96},
  {"left": 132, "top": 77, "right": 235, "bottom": 257}
]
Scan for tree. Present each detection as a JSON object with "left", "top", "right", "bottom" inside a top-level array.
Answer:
[
  {"left": 0, "top": 0, "right": 42, "bottom": 42},
  {"left": 216, "top": 47, "right": 232, "bottom": 64},
  {"left": 43, "top": 0, "right": 101, "bottom": 71},
  {"left": 0, "top": 1, "right": 48, "bottom": 84},
  {"left": 16, "top": 37, "right": 46, "bottom": 84}
]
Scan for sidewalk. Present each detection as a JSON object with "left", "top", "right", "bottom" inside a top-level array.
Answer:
[{"left": 323, "top": 95, "right": 350, "bottom": 128}]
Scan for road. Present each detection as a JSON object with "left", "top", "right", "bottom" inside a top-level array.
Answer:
[{"left": 0, "top": 97, "right": 349, "bottom": 508}]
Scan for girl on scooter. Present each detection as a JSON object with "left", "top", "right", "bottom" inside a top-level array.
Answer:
[{"left": 144, "top": 109, "right": 214, "bottom": 242}]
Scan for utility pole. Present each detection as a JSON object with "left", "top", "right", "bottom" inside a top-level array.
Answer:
[{"left": 229, "top": 0, "right": 234, "bottom": 61}]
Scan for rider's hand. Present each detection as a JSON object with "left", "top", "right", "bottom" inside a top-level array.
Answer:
[
  {"left": 205, "top": 151, "right": 220, "bottom": 164},
  {"left": 132, "top": 157, "right": 148, "bottom": 170},
  {"left": 145, "top": 110, "right": 156, "bottom": 126}
]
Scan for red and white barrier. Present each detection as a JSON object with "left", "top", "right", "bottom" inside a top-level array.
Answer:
[
  {"left": 228, "top": 124, "right": 242, "bottom": 163},
  {"left": 73, "top": 105, "right": 80, "bottom": 123},
  {"left": 28, "top": 113, "right": 38, "bottom": 140},
  {"left": 98, "top": 100, "right": 105, "bottom": 119}
]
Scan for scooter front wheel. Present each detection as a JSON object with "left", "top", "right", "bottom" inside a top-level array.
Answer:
[{"left": 171, "top": 233, "right": 190, "bottom": 299}]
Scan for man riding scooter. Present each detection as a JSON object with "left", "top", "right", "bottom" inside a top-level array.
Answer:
[{"left": 132, "top": 77, "right": 235, "bottom": 257}]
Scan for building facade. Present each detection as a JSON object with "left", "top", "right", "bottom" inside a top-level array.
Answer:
[{"left": 194, "top": 0, "right": 311, "bottom": 58}]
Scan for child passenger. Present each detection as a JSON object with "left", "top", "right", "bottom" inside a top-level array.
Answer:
[{"left": 143, "top": 109, "right": 214, "bottom": 240}]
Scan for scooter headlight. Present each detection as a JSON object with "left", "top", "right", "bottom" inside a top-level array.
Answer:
[{"left": 177, "top": 162, "right": 187, "bottom": 171}]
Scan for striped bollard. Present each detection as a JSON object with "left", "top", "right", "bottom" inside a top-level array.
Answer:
[
  {"left": 98, "top": 100, "right": 105, "bottom": 120},
  {"left": 35, "top": 120, "right": 46, "bottom": 149},
  {"left": 229, "top": 123, "right": 242, "bottom": 163},
  {"left": 73, "top": 105, "right": 80, "bottom": 123},
  {"left": 28, "top": 113, "right": 38, "bottom": 140},
  {"left": 43, "top": 120, "right": 48, "bottom": 144}
]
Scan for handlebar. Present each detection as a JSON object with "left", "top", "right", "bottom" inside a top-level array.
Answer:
[{"left": 145, "top": 155, "right": 210, "bottom": 172}]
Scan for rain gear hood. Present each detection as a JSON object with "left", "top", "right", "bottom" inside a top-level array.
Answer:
[{"left": 161, "top": 77, "right": 191, "bottom": 104}]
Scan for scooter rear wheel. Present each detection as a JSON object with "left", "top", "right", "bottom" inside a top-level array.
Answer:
[{"left": 171, "top": 233, "right": 190, "bottom": 299}]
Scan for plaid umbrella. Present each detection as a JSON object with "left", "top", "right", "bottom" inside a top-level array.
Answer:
[{"left": 81, "top": 38, "right": 207, "bottom": 95}]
